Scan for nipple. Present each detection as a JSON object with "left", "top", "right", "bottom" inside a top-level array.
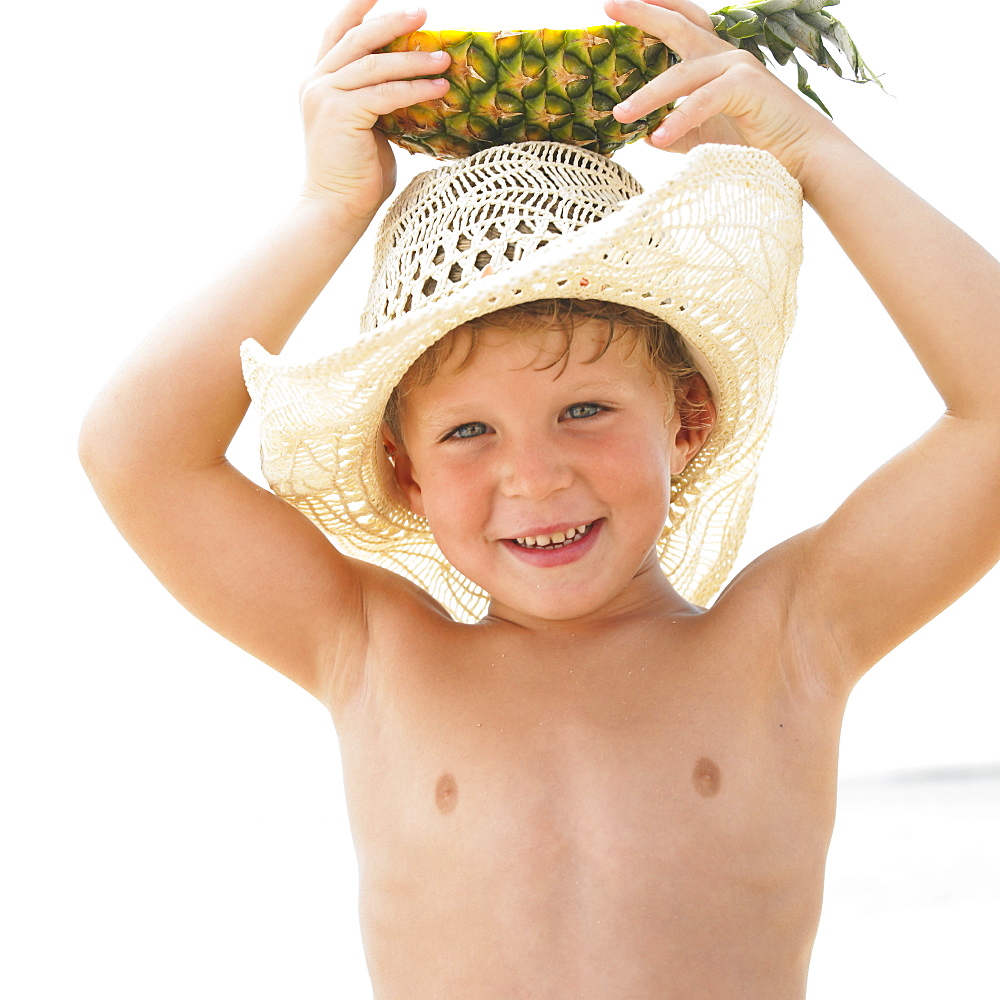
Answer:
[
  {"left": 435, "top": 773, "right": 459, "bottom": 814},
  {"left": 692, "top": 757, "right": 721, "bottom": 798}
]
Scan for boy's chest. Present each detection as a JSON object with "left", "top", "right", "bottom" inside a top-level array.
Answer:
[{"left": 339, "top": 627, "right": 841, "bottom": 896}]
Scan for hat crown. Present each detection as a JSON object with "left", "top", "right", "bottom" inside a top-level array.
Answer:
[{"left": 362, "top": 143, "right": 644, "bottom": 333}]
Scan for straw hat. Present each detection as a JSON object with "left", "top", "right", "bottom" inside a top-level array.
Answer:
[{"left": 241, "top": 141, "right": 803, "bottom": 621}]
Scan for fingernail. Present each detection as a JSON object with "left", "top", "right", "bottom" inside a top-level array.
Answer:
[
  {"left": 404, "top": 6, "right": 423, "bottom": 15},
  {"left": 430, "top": 49, "right": 448, "bottom": 61},
  {"left": 616, "top": 99, "right": 634, "bottom": 119}
]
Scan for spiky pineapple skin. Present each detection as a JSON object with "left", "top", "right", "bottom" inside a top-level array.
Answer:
[
  {"left": 375, "top": 2, "right": 878, "bottom": 160},
  {"left": 376, "top": 26, "right": 673, "bottom": 160}
]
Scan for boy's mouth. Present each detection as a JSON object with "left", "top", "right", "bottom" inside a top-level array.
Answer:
[{"left": 511, "top": 521, "right": 595, "bottom": 550}]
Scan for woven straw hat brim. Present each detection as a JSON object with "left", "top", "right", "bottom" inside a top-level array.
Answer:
[{"left": 242, "top": 142, "right": 803, "bottom": 621}]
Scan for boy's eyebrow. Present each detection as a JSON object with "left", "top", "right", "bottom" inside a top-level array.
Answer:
[
  {"left": 560, "top": 375, "right": 637, "bottom": 394},
  {"left": 417, "top": 376, "right": 640, "bottom": 429}
]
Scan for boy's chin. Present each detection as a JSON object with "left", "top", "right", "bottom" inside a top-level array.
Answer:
[
  {"left": 436, "top": 529, "right": 670, "bottom": 625},
  {"left": 482, "top": 576, "right": 648, "bottom": 626}
]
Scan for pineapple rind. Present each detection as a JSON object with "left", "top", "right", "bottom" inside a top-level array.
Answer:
[
  {"left": 376, "top": 0, "right": 877, "bottom": 160},
  {"left": 377, "top": 25, "right": 671, "bottom": 159}
]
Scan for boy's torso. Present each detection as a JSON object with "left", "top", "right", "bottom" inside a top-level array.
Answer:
[{"left": 333, "top": 573, "right": 846, "bottom": 1000}]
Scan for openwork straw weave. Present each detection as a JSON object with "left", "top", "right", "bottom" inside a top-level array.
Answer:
[{"left": 242, "top": 142, "right": 803, "bottom": 621}]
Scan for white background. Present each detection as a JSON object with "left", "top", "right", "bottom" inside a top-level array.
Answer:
[{"left": 3, "top": 0, "right": 998, "bottom": 996}]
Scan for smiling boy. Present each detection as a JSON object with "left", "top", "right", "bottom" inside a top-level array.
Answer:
[
  {"left": 383, "top": 313, "right": 713, "bottom": 622},
  {"left": 79, "top": 0, "right": 1000, "bottom": 997}
]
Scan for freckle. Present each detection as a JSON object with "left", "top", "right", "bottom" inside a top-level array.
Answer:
[
  {"left": 435, "top": 773, "right": 458, "bottom": 814},
  {"left": 692, "top": 757, "right": 721, "bottom": 798}
]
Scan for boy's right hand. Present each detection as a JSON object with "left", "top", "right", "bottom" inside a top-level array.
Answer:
[{"left": 299, "top": 1, "right": 451, "bottom": 221}]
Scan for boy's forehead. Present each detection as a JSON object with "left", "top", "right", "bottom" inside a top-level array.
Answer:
[
  {"left": 387, "top": 311, "right": 683, "bottom": 441},
  {"left": 406, "top": 321, "right": 662, "bottom": 419},
  {"left": 434, "top": 317, "right": 622, "bottom": 375}
]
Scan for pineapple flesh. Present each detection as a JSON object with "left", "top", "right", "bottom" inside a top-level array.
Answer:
[{"left": 376, "top": 0, "right": 879, "bottom": 159}]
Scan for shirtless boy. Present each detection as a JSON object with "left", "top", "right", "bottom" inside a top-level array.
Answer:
[{"left": 79, "top": 0, "right": 1000, "bottom": 997}]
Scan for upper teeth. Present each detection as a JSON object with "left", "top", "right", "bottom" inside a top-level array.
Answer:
[{"left": 516, "top": 523, "right": 592, "bottom": 549}]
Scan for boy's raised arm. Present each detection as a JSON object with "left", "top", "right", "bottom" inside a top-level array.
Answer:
[
  {"left": 779, "top": 138, "right": 1000, "bottom": 677},
  {"left": 79, "top": 1, "right": 452, "bottom": 706},
  {"left": 606, "top": 0, "right": 1000, "bottom": 681}
]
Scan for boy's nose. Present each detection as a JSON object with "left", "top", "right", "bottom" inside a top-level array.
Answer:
[{"left": 498, "top": 437, "right": 573, "bottom": 500}]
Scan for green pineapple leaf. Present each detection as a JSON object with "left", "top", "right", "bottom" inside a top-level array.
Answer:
[{"left": 711, "top": 0, "right": 883, "bottom": 115}]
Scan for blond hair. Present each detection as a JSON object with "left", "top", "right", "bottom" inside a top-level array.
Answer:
[{"left": 384, "top": 298, "right": 707, "bottom": 442}]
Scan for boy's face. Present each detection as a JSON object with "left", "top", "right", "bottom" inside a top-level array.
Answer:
[{"left": 389, "top": 320, "right": 712, "bottom": 624}]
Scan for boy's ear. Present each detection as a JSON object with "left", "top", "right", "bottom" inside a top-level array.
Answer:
[
  {"left": 379, "top": 423, "right": 425, "bottom": 517},
  {"left": 670, "top": 374, "right": 717, "bottom": 476}
]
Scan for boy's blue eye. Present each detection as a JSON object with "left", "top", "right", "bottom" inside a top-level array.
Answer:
[
  {"left": 565, "top": 402, "right": 603, "bottom": 419},
  {"left": 447, "top": 421, "right": 488, "bottom": 440}
]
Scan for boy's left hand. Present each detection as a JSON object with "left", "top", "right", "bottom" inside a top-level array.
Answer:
[{"left": 604, "top": 0, "right": 841, "bottom": 183}]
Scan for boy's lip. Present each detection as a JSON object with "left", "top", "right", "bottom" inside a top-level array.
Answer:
[{"left": 499, "top": 518, "right": 603, "bottom": 567}]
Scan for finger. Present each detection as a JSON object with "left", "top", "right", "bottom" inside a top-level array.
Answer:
[
  {"left": 318, "top": 7, "right": 429, "bottom": 75},
  {"left": 315, "top": 0, "right": 381, "bottom": 64},
  {"left": 613, "top": 49, "right": 745, "bottom": 124},
  {"left": 644, "top": 59, "right": 758, "bottom": 148},
  {"left": 333, "top": 48, "right": 451, "bottom": 94},
  {"left": 632, "top": 0, "right": 716, "bottom": 35},
  {"left": 362, "top": 77, "right": 452, "bottom": 119},
  {"left": 603, "top": 0, "right": 725, "bottom": 61},
  {"left": 302, "top": 68, "right": 450, "bottom": 126}
]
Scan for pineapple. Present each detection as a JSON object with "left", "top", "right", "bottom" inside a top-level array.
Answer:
[{"left": 376, "top": 0, "right": 880, "bottom": 159}]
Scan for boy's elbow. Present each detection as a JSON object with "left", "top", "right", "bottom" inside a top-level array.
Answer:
[
  {"left": 78, "top": 394, "right": 139, "bottom": 492},
  {"left": 78, "top": 400, "right": 118, "bottom": 493},
  {"left": 79, "top": 394, "right": 103, "bottom": 470}
]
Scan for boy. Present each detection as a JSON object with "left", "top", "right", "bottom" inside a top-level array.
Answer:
[{"left": 79, "top": 1, "right": 1000, "bottom": 998}]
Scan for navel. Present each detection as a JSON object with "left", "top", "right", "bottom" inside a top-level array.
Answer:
[
  {"left": 435, "top": 772, "right": 458, "bottom": 814},
  {"left": 692, "top": 757, "right": 721, "bottom": 798}
]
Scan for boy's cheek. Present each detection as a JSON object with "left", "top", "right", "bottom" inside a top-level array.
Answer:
[{"left": 422, "top": 477, "right": 487, "bottom": 535}]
